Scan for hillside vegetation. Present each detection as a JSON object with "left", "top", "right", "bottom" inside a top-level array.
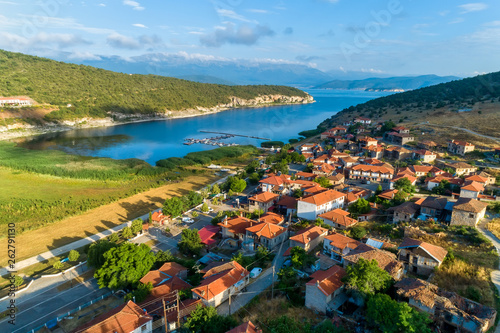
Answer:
[
  {"left": 0, "top": 49, "right": 308, "bottom": 121},
  {"left": 318, "top": 71, "right": 500, "bottom": 138}
]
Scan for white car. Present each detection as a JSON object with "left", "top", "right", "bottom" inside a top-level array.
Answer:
[
  {"left": 250, "top": 267, "right": 262, "bottom": 278},
  {"left": 182, "top": 217, "right": 194, "bottom": 224},
  {"left": 207, "top": 207, "right": 214, "bottom": 212}
]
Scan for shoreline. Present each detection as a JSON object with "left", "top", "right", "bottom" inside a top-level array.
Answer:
[{"left": 0, "top": 95, "right": 315, "bottom": 141}]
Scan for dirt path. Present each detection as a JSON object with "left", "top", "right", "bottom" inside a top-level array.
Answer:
[
  {"left": 419, "top": 122, "right": 500, "bottom": 143},
  {"left": 0, "top": 174, "right": 218, "bottom": 267}
]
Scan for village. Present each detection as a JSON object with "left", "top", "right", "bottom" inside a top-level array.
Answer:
[{"left": 17, "top": 116, "right": 500, "bottom": 333}]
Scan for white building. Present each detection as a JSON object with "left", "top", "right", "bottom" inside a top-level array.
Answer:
[{"left": 297, "top": 189, "right": 346, "bottom": 220}]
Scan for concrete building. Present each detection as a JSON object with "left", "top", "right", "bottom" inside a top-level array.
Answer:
[
  {"left": 450, "top": 198, "right": 488, "bottom": 227},
  {"left": 448, "top": 140, "right": 475, "bottom": 156},
  {"left": 305, "top": 265, "right": 346, "bottom": 314},
  {"left": 289, "top": 226, "right": 328, "bottom": 253},
  {"left": 297, "top": 189, "right": 346, "bottom": 220},
  {"left": 398, "top": 238, "right": 448, "bottom": 276}
]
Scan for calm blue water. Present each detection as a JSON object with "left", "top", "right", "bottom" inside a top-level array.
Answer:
[{"left": 19, "top": 89, "right": 391, "bottom": 165}]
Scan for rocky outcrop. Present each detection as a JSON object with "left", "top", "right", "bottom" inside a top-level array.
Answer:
[{"left": 0, "top": 94, "right": 314, "bottom": 140}]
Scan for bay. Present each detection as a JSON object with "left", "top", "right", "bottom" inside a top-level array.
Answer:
[{"left": 18, "top": 89, "right": 391, "bottom": 165}]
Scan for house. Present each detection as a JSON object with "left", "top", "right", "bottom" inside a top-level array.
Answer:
[
  {"left": 321, "top": 127, "right": 347, "bottom": 139},
  {"left": 140, "top": 262, "right": 189, "bottom": 286},
  {"left": 313, "top": 163, "right": 336, "bottom": 177},
  {"left": 460, "top": 181, "right": 484, "bottom": 199},
  {"left": 450, "top": 198, "right": 488, "bottom": 227},
  {"left": 409, "top": 165, "right": 443, "bottom": 177},
  {"left": 340, "top": 156, "right": 358, "bottom": 168},
  {"left": 275, "top": 195, "right": 298, "bottom": 216},
  {"left": 384, "top": 146, "right": 413, "bottom": 160},
  {"left": 245, "top": 222, "right": 288, "bottom": 250},
  {"left": 385, "top": 132, "right": 415, "bottom": 145},
  {"left": 297, "top": 189, "right": 346, "bottom": 220},
  {"left": 464, "top": 175, "right": 489, "bottom": 187},
  {"left": 259, "top": 174, "right": 291, "bottom": 193},
  {"left": 248, "top": 192, "right": 280, "bottom": 212},
  {"left": 219, "top": 216, "right": 256, "bottom": 240},
  {"left": 259, "top": 212, "right": 285, "bottom": 225},
  {"left": 335, "top": 139, "right": 349, "bottom": 151},
  {"left": 0, "top": 97, "right": 32, "bottom": 107},
  {"left": 322, "top": 233, "right": 360, "bottom": 263},
  {"left": 420, "top": 197, "right": 448, "bottom": 220},
  {"left": 443, "top": 162, "right": 477, "bottom": 176},
  {"left": 305, "top": 265, "right": 346, "bottom": 314},
  {"left": 397, "top": 238, "right": 448, "bottom": 276},
  {"left": 413, "top": 150, "right": 437, "bottom": 163},
  {"left": 395, "top": 278, "right": 496, "bottom": 333},
  {"left": 378, "top": 189, "right": 399, "bottom": 201},
  {"left": 392, "top": 126, "right": 410, "bottom": 134},
  {"left": 327, "top": 173, "right": 345, "bottom": 186},
  {"left": 448, "top": 140, "right": 475, "bottom": 156},
  {"left": 389, "top": 174, "right": 417, "bottom": 190},
  {"left": 364, "top": 145, "right": 385, "bottom": 159},
  {"left": 419, "top": 140, "right": 438, "bottom": 150},
  {"left": 192, "top": 261, "right": 250, "bottom": 307},
  {"left": 151, "top": 210, "right": 170, "bottom": 225},
  {"left": 295, "top": 171, "right": 317, "bottom": 181},
  {"left": 358, "top": 137, "right": 378, "bottom": 149},
  {"left": 472, "top": 171, "right": 496, "bottom": 186},
  {"left": 199, "top": 225, "right": 221, "bottom": 249},
  {"left": 425, "top": 175, "right": 463, "bottom": 191},
  {"left": 302, "top": 184, "right": 327, "bottom": 197},
  {"left": 318, "top": 209, "right": 358, "bottom": 229},
  {"left": 387, "top": 201, "right": 420, "bottom": 223},
  {"left": 354, "top": 117, "right": 372, "bottom": 125},
  {"left": 289, "top": 226, "right": 328, "bottom": 252},
  {"left": 343, "top": 244, "right": 404, "bottom": 280},
  {"left": 226, "top": 321, "right": 261, "bottom": 333},
  {"left": 365, "top": 238, "right": 395, "bottom": 250},
  {"left": 348, "top": 164, "right": 394, "bottom": 182},
  {"left": 76, "top": 300, "right": 153, "bottom": 333}
]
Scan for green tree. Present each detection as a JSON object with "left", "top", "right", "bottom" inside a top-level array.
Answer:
[
  {"left": 14, "top": 275, "right": 24, "bottom": 287},
  {"left": 108, "top": 233, "right": 119, "bottom": 243},
  {"left": 246, "top": 160, "right": 260, "bottom": 174},
  {"left": 186, "top": 191, "right": 203, "bottom": 207},
  {"left": 154, "top": 250, "right": 175, "bottom": 267},
  {"left": 94, "top": 243, "right": 156, "bottom": 289},
  {"left": 350, "top": 225, "right": 367, "bottom": 239},
  {"left": 348, "top": 198, "right": 371, "bottom": 218},
  {"left": 230, "top": 178, "right": 247, "bottom": 193},
  {"left": 394, "top": 178, "right": 415, "bottom": 194},
  {"left": 121, "top": 226, "right": 133, "bottom": 239},
  {"left": 192, "top": 211, "right": 199, "bottom": 218},
  {"left": 200, "top": 188, "right": 210, "bottom": 199},
  {"left": 184, "top": 305, "right": 237, "bottom": 333},
  {"left": 375, "top": 185, "right": 383, "bottom": 195},
  {"left": 290, "top": 246, "right": 315, "bottom": 269},
  {"left": 314, "top": 320, "right": 349, "bottom": 333},
  {"left": 68, "top": 249, "right": 80, "bottom": 262},
  {"left": 366, "top": 294, "right": 432, "bottom": 333},
  {"left": 343, "top": 258, "right": 392, "bottom": 298},
  {"left": 178, "top": 228, "right": 203, "bottom": 256},
  {"left": 314, "top": 176, "right": 331, "bottom": 188},
  {"left": 163, "top": 196, "right": 185, "bottom": 218},
  {"left": 227, "top": 189, "right": 234, "bottom": 197},
  {"left": 211, "top": 183, "right": 220, "bottom": 195},
  {"left": 381, "top": 120, "right": 397, "bottom": 133},
  {"left": 53, "top": 261, "right": 63, "bottom": 271},
  {"left": 87, "top": 240, "right": 118, "bottom": 269},
  {"left": 201, "top": 202, "right": 209, "bottom": 213},
  {"left": 292, "top": 188, "right": 303, "bottom": 198},
  {"left": 393, "top": 190, "right": 408, "bottom": 204},
  {"left": 131, "top": 218, "right": 143, "bottom": 235},
  {"left": 268, "top": 315, "right": 304, "bottom": 333},
  {"left": 125, "top": 282, "right": 153, "bottom": 303}
]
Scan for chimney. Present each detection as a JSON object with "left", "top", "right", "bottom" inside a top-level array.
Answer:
[
  {"left": 224, "top": 215, "right": 228, "bottom": 225},
  {"left": 316, "top": 280, "right": 320, "bottom": 287}
]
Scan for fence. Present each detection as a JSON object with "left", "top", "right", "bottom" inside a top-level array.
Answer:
[{"left": 27, "top": 291, "right": 114, "bottom": 333}]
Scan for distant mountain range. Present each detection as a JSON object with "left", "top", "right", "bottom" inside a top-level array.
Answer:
[{"left": 314, "top": 75, "right": 461, "bottom": 91}]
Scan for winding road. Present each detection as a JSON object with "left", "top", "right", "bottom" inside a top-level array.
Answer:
[{"left": 419, "top": 122, "right": 500, "bottom": 143}]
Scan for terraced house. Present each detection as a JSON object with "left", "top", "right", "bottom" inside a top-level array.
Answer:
[
  {"left": 348, "top": 164, "right": 394, "bottom": 182},
  {"left": 297, "top": 189, "right": 346, "bottom": 220}
]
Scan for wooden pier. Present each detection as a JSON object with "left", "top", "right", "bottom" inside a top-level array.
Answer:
[{"left": 199, "top": 130, "right": 270, "bottom": 141}]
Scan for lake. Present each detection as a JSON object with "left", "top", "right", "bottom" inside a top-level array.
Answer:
[{"left": 18, "top": 89, "right": 391, "bottom": 165}]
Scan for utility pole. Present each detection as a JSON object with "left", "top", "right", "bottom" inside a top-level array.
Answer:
[
  {"left": 228, "top": 292, "right": 231, "bottom": 315},
  {"left": 271, "top": 265, "right": 275, "bottom": 299},
  {"left": 176, "top": 290, "right": 180, "bottom": 328},
  {"left": 162, "top": 298, "right": 168, "bottom": 333}
]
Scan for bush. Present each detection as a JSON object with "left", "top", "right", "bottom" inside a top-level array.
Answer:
[
  {"left": 350, "top": 225, "right": 367, "bottom": 240},
  {"left": 261, "top": 141, "right": 285, "bottom": 148}
]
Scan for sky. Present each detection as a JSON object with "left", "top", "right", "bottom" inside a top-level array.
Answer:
[{"left": 1, "top": 0, "right": 500, "bottom": 77}]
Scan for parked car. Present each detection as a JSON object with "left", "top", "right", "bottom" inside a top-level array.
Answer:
[
  {"left": 250, "top": 267, "right": 262, "bottom": 278},
  {"left": 207, "top": 207, "right": 214, "bottom": 212},
  {"left": 182, "top": 217, "right": 194, "bottom": 224}
]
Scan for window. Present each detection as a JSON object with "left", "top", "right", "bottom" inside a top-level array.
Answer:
[
  {"left": 141, "top": 324, "right": 148, "bottom": 332},
  {"left": 469, "top": 213, "right": 475, "bottom": 218}
]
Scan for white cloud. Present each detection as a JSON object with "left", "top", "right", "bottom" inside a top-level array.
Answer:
[
  {"left": 107, "top": 33, "right": 141, "bottom": 49},
  {"left": 360, "top": 68, "right": 384, "bottom": 74},
  {"left": 449, "top": 17, "right": 465, "bottom": 24},
  {"left": 0, "top": 32, "right": 28, "bottom": 48},
  {"left": 484, "top": 21, "right": 500, "bottom": 27},
  {"left": 459, "top": 3, "right": 488, "bottom": 14},
  {"left": 123, "top": 0, "right": 144, "bottom": 11},
  {"left": 0, "top": 1, "right": 18, "bottom": 4},
  {"left": 98, "top": 3, "right": 106, "bottom": 7},
  {"left": 133, "top": 23, "right": 147, "bottom": 28},
  {"left": 247, "top": 9, "right": 269, "bottom": 14},
  {"left": 200, "top": 23, "right": 275, "bottom": 47},
  {"left": 216, "top": 9, "right": 256, "bottom": 23},
  {"left": 33, "top": 32, "right": 91, "bottom": 48},
  {"left": 67, "top": 51, "right": 102, "bottom": 61},
  {"left": 18, "top": 15, "right": 114, "bottom": 35}
]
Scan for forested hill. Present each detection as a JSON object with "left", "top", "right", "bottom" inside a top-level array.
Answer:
[
  {"left": 0, "top": 50, "right": 309, "bottom": 121},
  {"left": 320, "top": 70, "right": 500, "bottom": 128}
]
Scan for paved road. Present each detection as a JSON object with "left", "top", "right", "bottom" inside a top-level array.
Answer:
[
  {"left": 477, "top": 216, "right": 500, "bottom": 333},
  {"left": 217, "top": 240, "right": 289, "bottom": 316},
  {"left": 420, "top": 123, "right": 500, "bottom": 143}
]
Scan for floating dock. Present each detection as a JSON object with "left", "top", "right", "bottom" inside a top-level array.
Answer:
[{"left": 199, "top": 130, "right": 270, "bottom": 141}]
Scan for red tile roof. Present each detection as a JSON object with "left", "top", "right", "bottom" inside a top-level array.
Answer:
[
  {"left": 378, "top": 189, "right": 398, "bottom": 200},
  {"left": 351, "top": 164, "right": 394, "bottom": 174},
  {"left": 290, "top": 226, "right": 328, "bottom": 244},
  {"left": 398, "top": 238, "right": 448, "bottom": 263},
  {"left": 219, "top": 216, "right": 256, "bottom": 235},
  {"left": 259, "top": 212, "right": 284, "bottom": 224},
  {"left": 319, "top": 209, "right": 358, "bottom": 228},
  {"left": 276, "top": 195, "right": 298, "bottom": 209},
  {"left": 249, "top": 191, "right": 280, "bottom": 203},
  {"left": 76, "top": 301, "right": 152, "bottom": 333},
  {"left": 461, "top": 181, "right": 484, "bottom": 192},
  {"left": 192, "top": 261, "right": 249, "bottom": 301},
  {"left": 300, "top": 189, "right": 346, "bottom": 206},
  {"left": 453, "top": 198, "right": 488, "bottom": 213},
  {"left": 139, "top": 262, "right": 188, "bottom": 286},
  {"left": 226, "top": 321, "right": 260, "bottom": 333},
  {"left": 306, "top": 265, "right": 346, "bottom": 296},
  {"left": 343, "top": 244, "right": 403, "bottom": 278},
  {"left": 465, "top": 175, "right": 488, "bottom": 184},
  {"left": 325, "top": 233, "right": 360, "bottom": 251},
  {"left": 246, "top": 222, "right": 287, "bottom": 239}
]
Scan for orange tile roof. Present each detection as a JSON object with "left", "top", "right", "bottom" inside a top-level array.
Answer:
[
  {"left": 246, "top": 222, "right": 287, "bottom": 239},
  {"left": 76, "top": 301, "right": 152, "bottom": 333},
  {"left": 159, "top": 262, "right": 188, "bottom": 277},
  {"left": 219, "top": 216, "right": 256, "bottom": 235},
  {"left": 259, "top": 212, "right": 284, "bottom": 224},
  {"left": 140, "top": 262, "right": 189, "bottom": 286},
  {"left": 453, "top": 198, "right": 488, "bottom": 213},
  {"left": 351, "top": 164, "right": 394, "bottom": 174},
  {"left": 319, "top": 209, "right": 358, "bottom": 228},
  {"left": 378, "top": 189, "right": 398, "bottom": 200},
  {"left": 398, "top": 238, "right": 448, "bottom": 263},
  {"left": 343, "top": 244, "right": 403, "bottom": 278},
  {"left": 391, "top": 175, "right": 417, "bottom": 184},
  {"left": 306, "top": 265, "right": 346, "bottom": 296},
  {"left": 465, "top": 175, "right": 488, "bottom": 184},
  {"left": 414, "top": 149, "right": 436, "bottom": 156},
  {"left": 192, "top": 261, "right": 249, "bottom": 301},
  {"left": 276, "top": 195, "right": 298, "bottom": 209},
  {"left": 296, "top": 171, "right": 317, "bottom": 178},
  {"left": 450, "top": 140, "right": 474, "bottom": 147},
  {"left": 290, "top": 226, "right": 328, "bottom": 244},
  {"left": 325, "top": 233, "right": 360, "bottom": 251},
  {"left": 303, "top": 184, "right": 327, "bottom": 195},
  {"left": 226, "top": 321, "right": 260, "bottom": 333},
  {"left": 461, "top": 181, "right": 484, "bottom": 192},
  {"left": 300, "top": 189, "right": 346, "bottom": 206},
  {"left": 249, "top": 191, "right": 280, "bottom": 203}
]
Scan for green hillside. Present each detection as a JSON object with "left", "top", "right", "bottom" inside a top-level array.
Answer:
[
  {"left": 319, "top": 71, "right": 500, "bottom": 128},
  {"left": 0, "top": 49, "right": 308, "bottom": 121}
]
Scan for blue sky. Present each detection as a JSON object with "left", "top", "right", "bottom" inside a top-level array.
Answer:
[{"left": 1, "top": 0, "right": 499, "bottom": 77}]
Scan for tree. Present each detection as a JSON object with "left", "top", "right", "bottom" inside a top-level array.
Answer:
[
  {"left": 184, "top": 305, "right": 237, "bottom": 333},
  {"left": 268, "top": 315, "right": 304, "bottom": 333},
  {"left": 348, "top": 198, "right": 371, "bottom": 218},
  {"left": 201, "top": 202, "right": 209, "bottom": 213},
  {"left": 87, "top": 240, "right": 118, "bottom": 269},
  {"left": 393, "top": 190, "right": 408, "bottom": 204},
  {"left": 14, "top": 275, "right": 24, "bottom": 287},
  {"left": 163, "top": 196, "right": 185, "bottom": 218},
  {"left": 108, "top": 233, "right": 119, "bottom": 243},
  {"left": 94, "top": 243, "right": 156, "bottom": 289},
  {"left": 394, "top": 177, "right": 415, "bottom": 194},
  {"left": 433, "top": 179, "right": 450, "bottom": 195},
  {"left": 68, "top": 249, "right": 80, "bottom": 262},
  {"left": 292, "top": 188, "right": 303, "bottom": 198},
  {"left": 131, "top": 219, "right": 143, "bottom": 235},
  {"left": 350, "top": 225, "right": 367, "bottom": 239},
  {"left": 271, "top": 160, "right": 289, "bottom": 175},
  {"left": 53, "top": 261, "right": 63, "bottom": 271},
  {"left": 186, "top": 191, "right": 203, "bottom": 207},
  {"left": 314, "top": 176, "right": 331, "bottom": 188},
  {"left": 211, "top": 183, "right": 220, "bottom": 195},
  {"left": 125, "top": 282, "right": 153, "bottom": 303},
  {"left": 343, "top": 258, "right": 392, "bottom": 298},
  {"left": 314, "top": 320, "right": 349, "bottom": 333},
  {"left": 121, "top": 226, "right": 134, "bottom": 239},
  {"left": 154, "top": 250, "right": 175, "bottom": 267},
  {"left": 375, "top": 185, "right": 383, "bottom": 195},
  {"left": 227, "top": 189, "right": 234, "bottom": 197},
  {"left": 246, "top": 160, "right": 260, "bottom": 173},
  {"left": 290, "top": 246, "right": 315, "bottom": 269},
  {"left": 178, "top": 228, "right": 203, "bottom": 256},
  {"left": 230, "top": 178, "right": 247, "bottom": 193},
  {"left": 200, "top": 188, "right": 210, "bottom": 199},
  {"left": 381, "top": 120, "right": 397, "bottom": 133},
  {"left": 366, "top": 294, "right": 432, "bottom": 333},
  {"left": 192, "top": 211, "right": 199, "bottom": 218}
]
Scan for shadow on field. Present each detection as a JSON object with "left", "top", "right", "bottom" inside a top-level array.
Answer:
[
  {"left": 145, "top": 195, "right": 165, "bottom": 205},
  {"left": 119, "top": 200, "right": 157, "bottom": 220}
]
